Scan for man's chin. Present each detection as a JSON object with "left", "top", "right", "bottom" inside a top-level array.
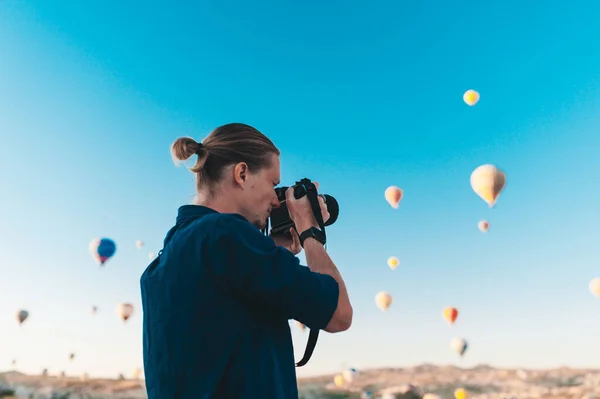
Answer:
[{"left": 254, "top": 220, "right": 267, "bottom": 231}]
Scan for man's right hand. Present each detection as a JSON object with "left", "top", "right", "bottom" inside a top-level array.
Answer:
[{"left": 285, "top": 182, "right": 330, "bottom": 232}]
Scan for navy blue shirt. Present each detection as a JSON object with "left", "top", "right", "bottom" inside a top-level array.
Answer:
[{"left": 140, "top": 205, "right": 339, "bottom": 399}]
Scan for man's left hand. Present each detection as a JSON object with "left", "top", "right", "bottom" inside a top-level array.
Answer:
[{"left": 272, "top": 227, "right": 302, "bottom": 255}]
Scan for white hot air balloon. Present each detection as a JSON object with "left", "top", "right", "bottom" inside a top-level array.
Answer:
[
  {"left": 136, "top": 240, "right": 144, "bottom": 249},
  {"left": 375, "top": 291, "right": 392, "bottom": 311},
  {"left": 470, "top": 164, "right": 506, "bottom": 207},
  {"left": 387, "top": 256, "right": 400, "bottom": 270},
  {"left": 132, "top": 368, "right": 143, "bottom": 379},
  {"left": 384, "top": 186, "right": 403, "bottom": 209},
  {"left": 450, "top": 337, "right": 468, "bottom": 356},
  {"left": 463, "top": 89, "right": 480, "bottom": 106},
  {"left": 117, "top": 303, "right": 134, "bottom": 322},
  {"left": 478, "top": 220, "right": 489, "bottom": 232},
  {"left": 589, "top": 278, "right": 600, "bottom": 297},
  {"left": 342, "top": 367, "right": 358, "bottom": 383}
]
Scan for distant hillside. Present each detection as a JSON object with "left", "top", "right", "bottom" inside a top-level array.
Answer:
[{"left": 0, "top": 364, "right": 599, "bottom": 399}]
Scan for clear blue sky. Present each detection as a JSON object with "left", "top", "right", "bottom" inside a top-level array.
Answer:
[{"left": 2, "top": 0, "right": 600, "bottom": 379}]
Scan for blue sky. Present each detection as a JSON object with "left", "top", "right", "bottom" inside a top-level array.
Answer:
[{"left": 1, "top": 0, "right": 600, "bottom": 379}]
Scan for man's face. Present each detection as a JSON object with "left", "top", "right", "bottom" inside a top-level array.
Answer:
[{"left": 238, "top": 154, "right": 281, "bottom": 230}]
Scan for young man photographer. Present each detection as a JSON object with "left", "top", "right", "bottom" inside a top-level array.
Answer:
[{"left": 140, "top": 123, "right": 353, "bottom": 398}]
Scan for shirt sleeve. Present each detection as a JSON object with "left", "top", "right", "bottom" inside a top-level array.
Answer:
[{"left": 210, "top": 214, "right": 339, "bottom": 330}]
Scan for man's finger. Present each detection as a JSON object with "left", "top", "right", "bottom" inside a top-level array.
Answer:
[{"left": 286, "top": 187, "right": 294, "bottom": 202}]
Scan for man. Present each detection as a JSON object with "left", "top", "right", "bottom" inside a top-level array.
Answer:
[{"left": 140, "top": 123, "right": 353, "bottom": 398}]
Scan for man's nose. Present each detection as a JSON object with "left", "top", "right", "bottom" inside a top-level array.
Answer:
[{"left": 271, "top": 196, "right": 281, "bottom": 208}]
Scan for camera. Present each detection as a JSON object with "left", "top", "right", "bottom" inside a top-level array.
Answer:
[{"left": 267, "top": 179, "right": 339, "bottom": 237}]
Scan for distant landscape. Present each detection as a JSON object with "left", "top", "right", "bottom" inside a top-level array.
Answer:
[{"left": 1, "top": 364, "right": 599, "bottom": 398}]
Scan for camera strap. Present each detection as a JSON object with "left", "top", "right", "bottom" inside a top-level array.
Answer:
[{"left": 295, "top": 180, "right": 326, "bottom": 368}]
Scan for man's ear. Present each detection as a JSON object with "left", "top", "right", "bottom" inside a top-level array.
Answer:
[{"left": 233, "top": 162, "right": 249, "bottom": 186}]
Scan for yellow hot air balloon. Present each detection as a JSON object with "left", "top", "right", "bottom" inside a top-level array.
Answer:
[
  {"left": 387, "top": 256, "right": 400, "bottom": 270},
  {"left": 589, "top": 278, "right": 600, "bottom": 297},
  {"left": 334, "top": 374, "right": 344, "bottom": 387},
  {"left": 463, "top": 89, "right": 479, "bottom": 106},
  {"left": 375, "top": 291, "right": 392, "bottom": 311},
  {"left": 117, "top": 303, "right": 134, "bottom": 322},
  {"left": 454, "top": 387, "right": 468, "bottom": 399},
  {"left": 384, "top": 186, "right": 403, "bottom": 209},
  {"left": 478, "top": 220, "right": 489, "bottom": 232},
  {"left": 470, "top": 164, "right": 506, "bottom": 207}
]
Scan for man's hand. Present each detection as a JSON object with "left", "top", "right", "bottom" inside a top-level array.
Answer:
[
  {"left": 272, "top": 227, "right": 302, "bottom": 255},
  {"left": 286, "top": 181, "right": 330, "bottom": 233}
]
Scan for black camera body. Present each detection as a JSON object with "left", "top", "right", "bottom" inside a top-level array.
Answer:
[{"left": 267, "top": 179, "right": 339, "bottom": 237}]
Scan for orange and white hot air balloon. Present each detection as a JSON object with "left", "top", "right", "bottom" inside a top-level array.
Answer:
[
  {"left": 463, "top": 89, "right": 479, "bottom": 106},
  {"left": 589, "top": 278, "right": 600, "bottom": 297},
  {"left": 117, "top": 303, "right": 134, "bottom": 322},
  {"left": 375, "top": 291, "right": 393, "bottom": 311},
  {"left": 384, "top": 186, "right": 403, "bottom": 209},
  {"left": 443, "top": 306, "right": 458, "bottom": 325},
  {"left": 387, "top": 256, "right": 400, "bottom": 270},
  {"left": 470, "top": 164, "right": 506, "bottom": 207},
  {"left": 135, "top": 240, "right": 144, "bottom": 250},
  {"left": 478, "top": 220, "right": 489, "bottom": 232}
]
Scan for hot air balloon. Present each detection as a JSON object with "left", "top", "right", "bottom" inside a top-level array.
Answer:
[
  {"left": 478, "top": 220, "right": 489, "bottom": 232},
  {"left": 16, "top": 309, "right": 28, "bottom": 325},
  {"left": 387, "top": 256, "right": 400, "bottom": 270},
  {"left": 117, "top": 303, "right": 134, "bottom": 322},
  {"left": 136, "top": 240, "right": 144, "bottom": 249},
  {"left": 342, "top": 367, "right": 358, "bottom": 383},
  {"left": 92, "top": 306, "right": 98, "bottom": 314},
  {"left": 443, "top": 307, "right": 459, "bottom": 325},
  {"left": 454, "top": 388, "right": 468, "bottom": 399},
  {"left": 375, "top": 291, "right": 392, "bottom": 311},
  {"left": 589, "top": 278, "right": 600, "bottom": 297},
  {"left": 470, "top": 164, "right": 506, "bottom": 207},
  {"left": 89, "top": 238, "right": 117, "bottom": 266},
  {"left": 132, "top": 368, "right": 143, "bottom": 379},
  {"left": 463, "top": 90, "right": 479, "bottom": 106},
  {"left": 450, "top": 337, "right": 468, "bottom": 356},
  {"left": 423, "top": 394, "right": 441, "bottom": 399},
  {"left": 148, "top": 252, "right": 156, "bottom": 260},
  {"left": 42, "top": 368, "right": 48, "bottom": 376},
  {"left": 333, "top": 374, "right": 344, "bottom": 387},
  {"left": 384, "top": 186, "right": 403, "bottom": 209},
  {"left": 69, "top": 353, "right": 75, "bottom": 361},
  {"left": 11, "top": 359, "right": 16, "bottom": 366}
]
